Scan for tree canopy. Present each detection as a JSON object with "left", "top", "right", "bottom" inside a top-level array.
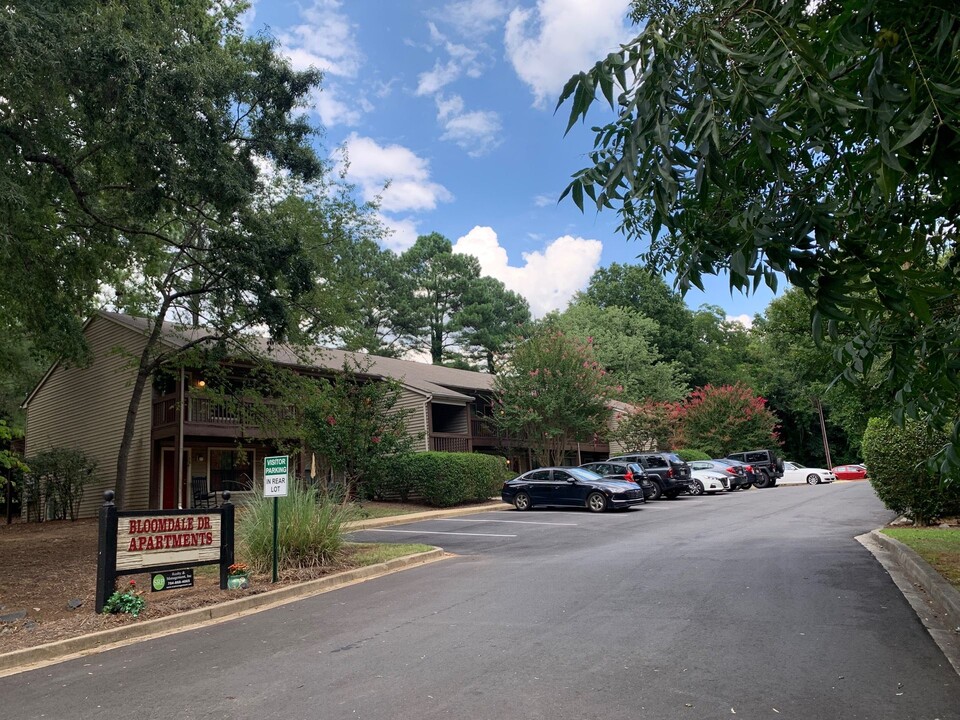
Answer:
[{"left": 559, "top": 0, "right": 960, "bottom": 476}]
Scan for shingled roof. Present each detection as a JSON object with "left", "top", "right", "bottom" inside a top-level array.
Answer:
[{"left": 101, "top": 311, "right": 492, "bottom": 403}]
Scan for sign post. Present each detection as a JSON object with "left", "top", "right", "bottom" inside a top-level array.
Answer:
[{"left": 263, "top": 455, "right": 289, "bottom": 583}]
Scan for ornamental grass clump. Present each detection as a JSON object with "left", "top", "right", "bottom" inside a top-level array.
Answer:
[{"left": 236, "top": 481, "right": 358, "bottom": 574}]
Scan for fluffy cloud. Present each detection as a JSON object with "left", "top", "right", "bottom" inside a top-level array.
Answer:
[
  {"left": 339, "top": 134, "right": 454, "bottom": 213},
  {"left": 727, "top": 314, "right": 754, "bottom": 329},
  {"left": 277, "top": 0, "right": 363, "bottom": 78},
  {"left": 504, "top": 0, "right": 632, "bottom": 106},
  {"left": 436, "top": 95, "right": 502, "bottom": 156},
  {"left": 432, "top": 0, "right": 509, "bottom": 37},
  {"left": 533, "top": 193, "right": 554, "bottom": 207},
  {"left": 452, "top": 226, "right": 603, "bottom": 317},
  {"left": 379, "top": 215, "right": 422, "bottom": 253}
]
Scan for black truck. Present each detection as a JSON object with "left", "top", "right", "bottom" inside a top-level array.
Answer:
[{"left": 725, "top": 449, "right": 784, "bottom": 488}]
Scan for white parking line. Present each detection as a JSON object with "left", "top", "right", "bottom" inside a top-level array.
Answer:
[
  {"left": 361, "top": 529, "right": 517, "bottom": 538},
  {"left": 436, "top": 518, "right": 578, "bottom": 526}
]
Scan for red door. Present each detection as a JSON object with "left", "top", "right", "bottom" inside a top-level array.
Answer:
[{"left": 161, "top": 448, "right": 176, "bottom": 509}]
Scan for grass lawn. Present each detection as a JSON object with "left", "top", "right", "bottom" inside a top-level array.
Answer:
[{"left": 882, "top": 527, "right": 960, "bottom": 591}]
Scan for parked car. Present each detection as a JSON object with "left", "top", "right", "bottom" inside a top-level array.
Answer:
[
  {"left": 501, "top": 467, "right": 646, "bottom": 512},
  {"left": 689, "top": 469, "right": 727, "bottom": 495},
  {"left": 579, "top": 461, "right": 659, "bottom": 501},
  {"left": 725, "top": 449, "right": 784, "bottom": 488},
  {"left": 607, "top": 452, "right": 694, "bottom": 500},
  {"left": 833, "top": 464, "right": 868, "bottom": 480},
  {"left": 688, "top": 460, "right": 751, "bottom": 490},
  {"left": 782, "top": 461, "right": 836, "bottom": 485}
]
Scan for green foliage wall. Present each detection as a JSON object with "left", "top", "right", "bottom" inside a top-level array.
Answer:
[
  {"left": 675, "top": 449, "right": 711, "bottom": 462},
  {"left": 379, "top": 452, "right": 507, "bottom": 508},
  {"left": 862, "top": 418, "right": 960, "bottom": 525}
]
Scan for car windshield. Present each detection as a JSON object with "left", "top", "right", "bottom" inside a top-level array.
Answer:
[
  {"left": 569, "top": 467, "right": 603, "bottom": 481},
  {"left": 790, "top": 462, "right": 807, "bottom": 469},
  {"left": 665, "top": 454, "right": 683, "bottom": 463}
]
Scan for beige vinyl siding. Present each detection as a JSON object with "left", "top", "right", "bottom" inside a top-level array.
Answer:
[
  {"left": 394, "top": 387, "right": 429, "bottom": 452},
  {"left": 24, "top": 316, "right": 154, "bottom": 517}
]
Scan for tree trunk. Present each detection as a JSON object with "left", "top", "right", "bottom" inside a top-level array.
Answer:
[{"left": 113, "top": 311, "right": 169, "bottom": 509}]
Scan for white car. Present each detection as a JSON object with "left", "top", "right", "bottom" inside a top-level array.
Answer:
[
  {"left": 782, "top": 461, "right": 836, "bottom": 485},
  {"left": 689, "top": 469, "right": 728, "bottom": 495}
]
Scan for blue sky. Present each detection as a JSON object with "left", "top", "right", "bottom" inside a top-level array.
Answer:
[{"left": 247, "top": 0, "right": 780, "bottom": 324}]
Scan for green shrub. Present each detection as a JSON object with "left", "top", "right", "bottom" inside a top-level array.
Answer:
[
  {"left": 236, "top": 480, "right": 358, "bottom": 573},
  {"left": 102, "top": 579, "right": 147, "bottom": 617},
  {"left": 381, "top": 452, "right": 507, "bottom": 507},
  {"left": 24, "top": 447, "right": 96, "bottom": 521},
  {"left": 675, "top": 448, "right": 711, "bottom": 462},
  {"left": 862, "top": 418, "right": 960, "bottom": 525}
]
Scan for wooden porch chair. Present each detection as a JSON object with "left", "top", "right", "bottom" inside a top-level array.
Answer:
[{"left": 191, "top": 476, "right": 218, "bottom": 509}]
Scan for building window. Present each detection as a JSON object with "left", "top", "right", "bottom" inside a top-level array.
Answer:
[{"left": 209, "top": 448, "right": 255, "bottom": 493}]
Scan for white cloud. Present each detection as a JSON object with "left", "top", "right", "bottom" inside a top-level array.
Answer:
[
  {"left": 432, "top": 0, "right": 509, "bottom": 37},
  {"left": 436, "top": 95, "right": 502, "bottom": 156},
  {"left": 339, "top": 134, "right": 454, "bottom": 213},
  {"left": 379, "top": 215, "right": 422, "bottom": 253},
  {"left": 727, "top": 314, "right": 754, "bottom": 329},
  {"left": 453, "top": 226, "right": 603, "bottom": 317},
  {"left": 504, "top": 0, "right": 632, "bottom": 106},
  {"left": 277, "top": 0, "right": 363, "bottom": 78},
  {"left": 417, "top": 59, "right": 462, "bottom": 96},
  {"left": 310, "top": 87, "right": 362, "bottom": 127},
  {"left": 533, "top": 193, "right": 554, "bottom": 207}
]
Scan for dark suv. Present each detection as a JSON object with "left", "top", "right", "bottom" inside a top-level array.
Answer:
[
  {"left": 579, "top": 461, "right": 657, "bottom": 501},
  {"left": 607, "top": 452, "right": 693, "bottom": 500},
  {"left": 725, "top": 449, "right": 784, "bottom": 488}
]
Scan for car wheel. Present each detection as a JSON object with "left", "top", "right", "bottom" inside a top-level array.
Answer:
[
  {"left": 586, "top": 492, "right": 607, "bottom": 513},
  {"left": 514, "top": 491, "right": 532, "bottom": 510},
  {"left": 754, "top": 472, "right": 770, "bottom": 489},
  {"left": 691, "top": 480, "right": 704, "bottom": 496},
  {"left": 665, "top": 490, "right": 681, "bottom": 499},
  {"left": 806, "top": 474, "right": 820, "bottom": 485},
  {"left": 648, "top": 482, "right": 663, "bottom": 501},
  {"left": 740, "top": 482, "right": 752, "bottom": 490}
]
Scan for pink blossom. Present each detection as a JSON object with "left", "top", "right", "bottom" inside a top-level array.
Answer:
[{"left": 326, "top": 415, "right": 336, "bottom": 426}]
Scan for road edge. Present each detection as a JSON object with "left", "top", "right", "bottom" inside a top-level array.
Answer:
[
  {"left": 0, "top": 547, "right": 445, "bottom": 677},
  {"left": 857, "top": 529, "right": 960, "bottom": 677}
]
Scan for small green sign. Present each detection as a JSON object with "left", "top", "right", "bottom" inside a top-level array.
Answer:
[
  {"left": 263, "top": 455, "right": 289, "bottom": 497},
  {"left": 150, "top": 569, "right": 194, "bottom": 592}
]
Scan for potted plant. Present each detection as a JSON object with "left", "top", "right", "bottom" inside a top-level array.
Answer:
[{"left": 227, "top": 562, "right": 250, "bottom": 590}]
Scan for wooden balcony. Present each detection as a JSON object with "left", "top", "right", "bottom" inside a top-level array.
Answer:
[
  {"left": 152, "top": 394, "right": 297, "bottom": 438},
  {"left": 430, "top": 433, "right": 471, "bottom": 453}
]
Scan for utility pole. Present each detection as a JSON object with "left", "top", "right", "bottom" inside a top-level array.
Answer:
[{"left": 814, "top": 397, "right": 833, "bottom": 469}]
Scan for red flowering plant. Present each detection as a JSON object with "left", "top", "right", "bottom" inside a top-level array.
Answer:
[
  {"left": 671, "top": 384, "right": 780, "bottom": 457},
  {"left": 302, "top": 359, "right": 418, "bottom": 499},
  {"left": 102, "top": 579, "right": 146, "bottom": 617},
  {"left": 493, "top": 328, "right": 618, "bottom": 466}
]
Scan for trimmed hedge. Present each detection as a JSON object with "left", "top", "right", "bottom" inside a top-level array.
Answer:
[
  {"left": 675, "top": 448, "right": 711, "bottom": 462},
  {"left": 380, "top": 452, "right": 508, "bottom": 507},
  {"left": 861, "top": 418, "right": 960, "bottom": 525}
]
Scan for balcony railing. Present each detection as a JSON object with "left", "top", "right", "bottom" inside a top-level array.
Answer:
[
  {"left": 430, "top": 433, "right": 471, "bottom": 453},
  {"left": 152, "top": 395, "right": 297, "bottom": 429}
]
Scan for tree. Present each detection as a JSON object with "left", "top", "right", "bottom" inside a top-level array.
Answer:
[
  {"left": 456, "top": 277, "right": 532, "bottom": 373},
  {"left": 610, "top": 401, "right": 682, "bottom": 451},
  {"left": 550, "top": 299, "right": 687, "bottom": 401},
  {"left": 493, "top": 329, "right": 617, "bottom": 466},
  {"left": 398, "top": 233, "right": 482, "bottom": 364},
  {"left": 559, "top": 0, "right": 960, "bottom": 476},
  {"left": 301, "top": 361, "right": 417, "bottom": 499},
  {"left": 672, "top": 384, "right": 779, "bottom": 458},
  {"left": 582, "top": 264, "right": 701, "bottom": 378},
  {"left": 1, "top": 1, "right": 344, "bottom": 506},
  {"left": 690, "top": 305, "right": 756, "bottom": 389}
]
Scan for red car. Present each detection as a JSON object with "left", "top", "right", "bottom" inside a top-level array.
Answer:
[{"left": 833, "top": 464, "right": 868, "bottom": 480}]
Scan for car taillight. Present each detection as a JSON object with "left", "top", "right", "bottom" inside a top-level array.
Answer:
[
  {"left": 625, "top": 471, "right": 635, "bottom": 482},
  {"left": 726, "top": 468, "right": 736, "bottom": 475},
  {"left": 745, "top": 465, "right": 753, "bottom": 472},
  {"left": 667, "top": 468, "right": 674, "bottom": 477}
]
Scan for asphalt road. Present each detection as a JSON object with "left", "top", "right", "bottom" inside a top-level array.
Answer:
[{"left": 5, "top": 483, "right": 960, "bottom": 720}]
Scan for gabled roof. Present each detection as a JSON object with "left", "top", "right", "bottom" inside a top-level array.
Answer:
[{"left": 100, "top": 311, "right": 492, "bottom": 403}]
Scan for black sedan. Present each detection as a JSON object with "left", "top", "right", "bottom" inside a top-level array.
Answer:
[
  {"left": 578, "top": 461, "right": 659, "bottom": 501},
  {"left": 502, "top": 467, "right": 645, "bottom": 512}
]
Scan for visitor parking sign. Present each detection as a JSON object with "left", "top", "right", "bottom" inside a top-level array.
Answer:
[{"left": 263, "top": 455, "right": 289, "bottom": 497}]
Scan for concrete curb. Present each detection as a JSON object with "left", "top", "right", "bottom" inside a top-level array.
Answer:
[
  {"left": 870, "top": 529, "right": 960, "bottom": 631},
  {"left": 343, "top": 500, "right": 505, "bottom": 530},
  {"left": 0, "top": 547, "right": 444, "bottom": 677}
]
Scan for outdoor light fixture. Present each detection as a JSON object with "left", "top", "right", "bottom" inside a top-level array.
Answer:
[{"left": 196, "top": 379, "right": 206, "bottom": 388}]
